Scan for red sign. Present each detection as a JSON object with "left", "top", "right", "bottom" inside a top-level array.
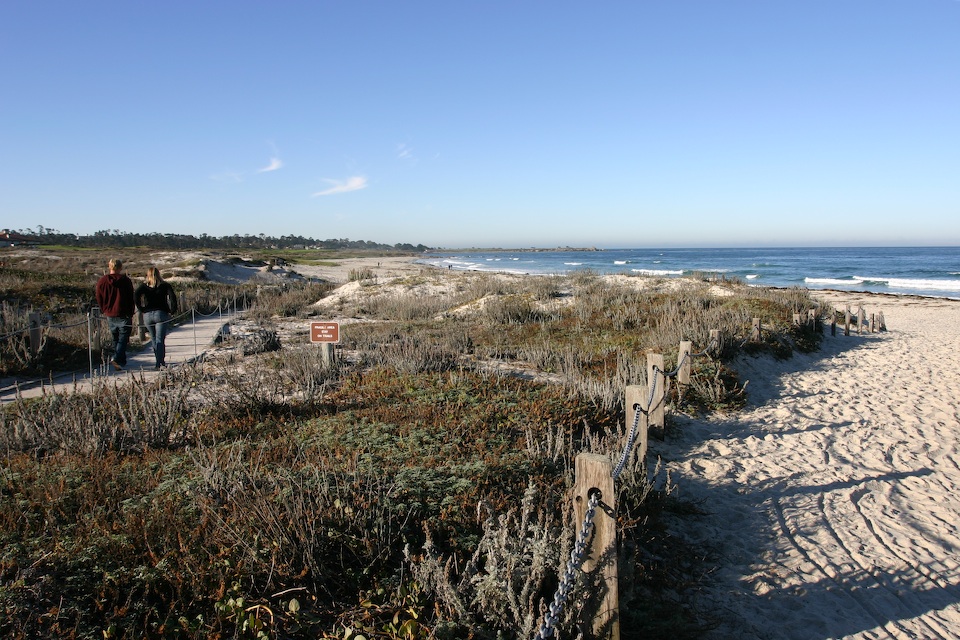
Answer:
[{"left": 310, "top": 321, "right": 340, "bottom": 343}]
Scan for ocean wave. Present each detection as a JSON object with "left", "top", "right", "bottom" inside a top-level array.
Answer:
[
  {"left": 564, "top": 262, "right": 583, "bottom": 266},
  {"left": 805, "top": 277, "right": 865, "bottom": 286},
  {"left": 631, "top": 268, "right": 684, "bottom": 276},
  {"left": 614, "top": 260, "right": 628, "bottom": 265},
  {"left": 746, "top": 274, "right": 759, "bottom": 280}
]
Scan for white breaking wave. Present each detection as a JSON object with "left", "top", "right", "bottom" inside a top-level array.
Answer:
[
  {"left": 746, "top": 274, "right": 759, "bottom": 280},
  {"left": 631, "top": 268, "right": 684, "bottom": 276}
]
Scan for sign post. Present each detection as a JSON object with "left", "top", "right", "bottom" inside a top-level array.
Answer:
[{"left": 310, "top": 321, "right": 339, "bottom": 367}]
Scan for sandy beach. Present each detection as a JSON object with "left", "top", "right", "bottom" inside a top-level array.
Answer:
[{"left": 658, "top": 291, "right": 960, "bottom": 638}]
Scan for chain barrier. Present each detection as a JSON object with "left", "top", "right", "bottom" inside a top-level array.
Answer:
[
  {"left": 532, "top": 336, "right": 719, "bottom": 639},
  {"left": 532, "top": 489, "right": 600, "bottom": 639}
]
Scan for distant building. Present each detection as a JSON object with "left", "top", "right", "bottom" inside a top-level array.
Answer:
[{"left": 0, "top": 229, "right": 37, "bottom": 246}]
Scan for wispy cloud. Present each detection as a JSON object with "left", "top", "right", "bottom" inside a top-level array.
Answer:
[
  {"left": 312, "top": 176, "right": 368, "bottom": 197},
  {"left": 257, "top": 157, "right": 284, "bottom": 173},
  {"left": 397, "top": 143, "right": 415, "bottom": 162}
]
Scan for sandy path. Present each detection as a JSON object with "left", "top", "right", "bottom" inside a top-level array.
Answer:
[{"left": 660, "top": 293, "right": 960, "bottom": 639}]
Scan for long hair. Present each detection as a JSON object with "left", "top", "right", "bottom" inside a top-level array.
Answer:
[{"left": 145, "top": 266, "right": 164, "bottom": 288}]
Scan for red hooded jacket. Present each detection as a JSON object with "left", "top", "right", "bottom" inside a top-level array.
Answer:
[{"left": 95, "top": 272, "right": 135, "bottom": 318}]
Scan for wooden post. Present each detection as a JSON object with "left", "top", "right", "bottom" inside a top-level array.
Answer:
[
  {"left": 857, "top": 306, "right": 865, "bottom": 335},
  {"left": 574, "top": 453, "right": 619, "bottom": 640},
  {"left": 28, "top": 312, "right": 42, "bottom": 357},
  {"left": 709, "top": 329, "right": 721, "bottom": 353},
  {"left": 646, "top": 352, "right": 666, "bottom": 440},
  {"left": 751, "top": 317, "right": 762, "bottom": 342},
  {"left": 320, "top": 343, "right": 335, "bottom": 368},
  {"left": 91, "top": 307, "right": 102, "bottom": 352},
  {"left": 844, "top": 306, "right": 851, "bottom": 336},
  {"left": 808, "top": 308, "right": 818, "bottom": 329},
  {"left": 625, "top": 385, "right": 649, "bottom": 464},
  {"left": 136, "top": 310, "right": 148, "bottom": 341},
  {"left": 792, "top": 312, "right": 802, "bottom": 326},
  {"left": 677, "top": 341, "right": 692, "bottom": 387},
  {"left": 871, "top": 313, "right": 877, "bottom": 333},
  {"left": 831, "top": 316, "right": 837, "bottom": 336},
  {"left": 878, "top": 311, "right": 886, "bottom": 331}
]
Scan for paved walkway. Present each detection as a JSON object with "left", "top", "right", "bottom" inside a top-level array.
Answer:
[{"left": 0, "top": 312, "right": 232, "bottom": 404}]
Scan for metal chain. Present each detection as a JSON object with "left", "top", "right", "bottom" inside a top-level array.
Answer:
[{"left": 532, "top": 489, "right": 600, "bottom": 639}]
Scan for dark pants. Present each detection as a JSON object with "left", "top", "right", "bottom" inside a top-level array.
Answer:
[{"left": 107, "top": 315, "right": 132, "bottom": 365}]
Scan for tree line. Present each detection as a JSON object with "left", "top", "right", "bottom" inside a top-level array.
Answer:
[{"left": 10, "top": 226, "right": 432, "bottom": 253}]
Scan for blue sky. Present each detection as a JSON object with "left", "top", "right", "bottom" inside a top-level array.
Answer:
[{"left": 2, "top": 1, "right": 958, "bottom": 249}]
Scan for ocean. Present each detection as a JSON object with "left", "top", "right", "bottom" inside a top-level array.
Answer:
[{"left": 416, "top": 247, "right": 960, "bottom": 300}]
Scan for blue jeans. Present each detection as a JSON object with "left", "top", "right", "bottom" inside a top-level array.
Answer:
[
  {"left": 143, "top": 310, "right": 171, "bottom": 366},
  {"left": 107, "top": 316, "right": 133, "bottom": 365}
]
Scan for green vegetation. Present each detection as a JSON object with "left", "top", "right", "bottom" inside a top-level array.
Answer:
[{"left": 0, "top": 249, "right": 829, "bottom": 639}]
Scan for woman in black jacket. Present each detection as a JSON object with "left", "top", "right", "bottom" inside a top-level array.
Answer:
[{"left": 135, "top": 267, "right": 178, "bottom": 369}]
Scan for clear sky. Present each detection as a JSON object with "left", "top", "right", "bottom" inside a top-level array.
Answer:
[{"left": 2, "top": 1, "right": 958, "bottom": 249}]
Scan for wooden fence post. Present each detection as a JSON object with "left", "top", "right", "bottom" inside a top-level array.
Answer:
[
  {"left": 857, "top": 306, "right": 865, "bottom": 335},
  {"left": 677, "top": 341, "right": 692, "bottom": 387},
  {"left": 808, "top": 308, "right": 818, "bottom": 329},
  {"left": 792, "top": 312, "right": 802, "bottom": 327},
  {"left": 28, "top": 312, "right": 42, "bottom": 357},
  {"left": 871, "top": 313, "right": 877, "bottom": 333},
  {"left": 574, "top": 453, "right": 619, "bottom": 640},
  {"left": 751, "top": 317, "right": 762, "bottom": 342},
  {"left": 625, "top": 385, "right": 648, "bottom": 464},
  {"left": 136, "top": 311, "right": 148, "bottom": 341},
  {"left": 844, "top": 306, "right": 851, "bottom": 336},
  {"left": 709, "top": 329, "right": 721, "bottom": 352},
  {"left": 646, "top": 352, "right": 666, "bottom": 440}
]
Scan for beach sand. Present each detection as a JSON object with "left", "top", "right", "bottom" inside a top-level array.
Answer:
[{"left": 659, "top": 291, "right": 960, "bottom": 639}]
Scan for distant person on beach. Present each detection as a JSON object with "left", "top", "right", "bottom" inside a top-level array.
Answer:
[
  {"left": 135, "top": 266, "right": 178, "bottom": 369},
  {"left": 95, "top": 258, "right": 135, "bottom": 371}
]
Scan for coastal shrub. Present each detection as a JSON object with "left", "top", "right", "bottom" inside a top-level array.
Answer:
[{"left": 0, "top": 374, "right": 193, "bottom": 455}]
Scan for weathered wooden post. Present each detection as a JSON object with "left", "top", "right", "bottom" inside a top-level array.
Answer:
[
  {"left": 709, "top": 329, "right": 721, "bottom": 352},
  {"left": 136, "top": 310, "right": 148, "bottom": 341},
  {"left": 751, "top": 317, "right": 762, "bottom": 342},
  {"left": 624, "top": 385, "right": 649, "bottom": 464},
  {"left": 844, "top": 306, "right": 851, "bottom": 336},
  {"left": 857, "top": 306, "right": 866, "bottom": 335},
  {"left": 808, "top": 308, "right": 818, "bottom": 329},
  {"left": 646, "top": 352, "right": 666, "bottom": 440},
  {"left": 792, "top": 312, "right": 802, "bottom": 327},
  {"left": 574, "top": 453, "right": 619, "bottom": 640},
  {"left": 677, "top": 340, "right": 692, "bottom": 387},
  {"left": 320, "top": 343, "right": 335, "bottom": 368},
  {"left": 28, "top": 312, "right": 42, "bottom": 357},
  {"left": 871, "top": 313, "right": 877, "bottom": 333}
]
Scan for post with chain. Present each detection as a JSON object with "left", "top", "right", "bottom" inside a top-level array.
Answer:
[
  {"left": 646, "top": 352, "right": 666, "bottom": 440},
  {"left": 624, "top": 385, "right": 648, "bottom": 464},
  {"left": 677, "top": 340, "right": 692, "bottom": 387},
  {"left": 844, "top": 305, "right": 851, "bottom": 336},
  {"left": 857, "top": 306, "right": 866, "bottom": 334},
  {"left": 28, "top": 312, "right": 42, "bottom": 358},
  {"left": 574, "top": 453, "right": 619, "bottom": 640}
]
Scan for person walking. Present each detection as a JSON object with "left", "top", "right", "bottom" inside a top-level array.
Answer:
[
  {"left": 95, "top": 258, "right": 135, "bottom": 371},
  {"left": 135, "top": 266, "right": 178, "bottom": 369}
]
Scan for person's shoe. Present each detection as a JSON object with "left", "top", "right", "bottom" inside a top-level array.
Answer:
[{"left": 111, "top": 360, "right": 124, "bottom": 371}]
